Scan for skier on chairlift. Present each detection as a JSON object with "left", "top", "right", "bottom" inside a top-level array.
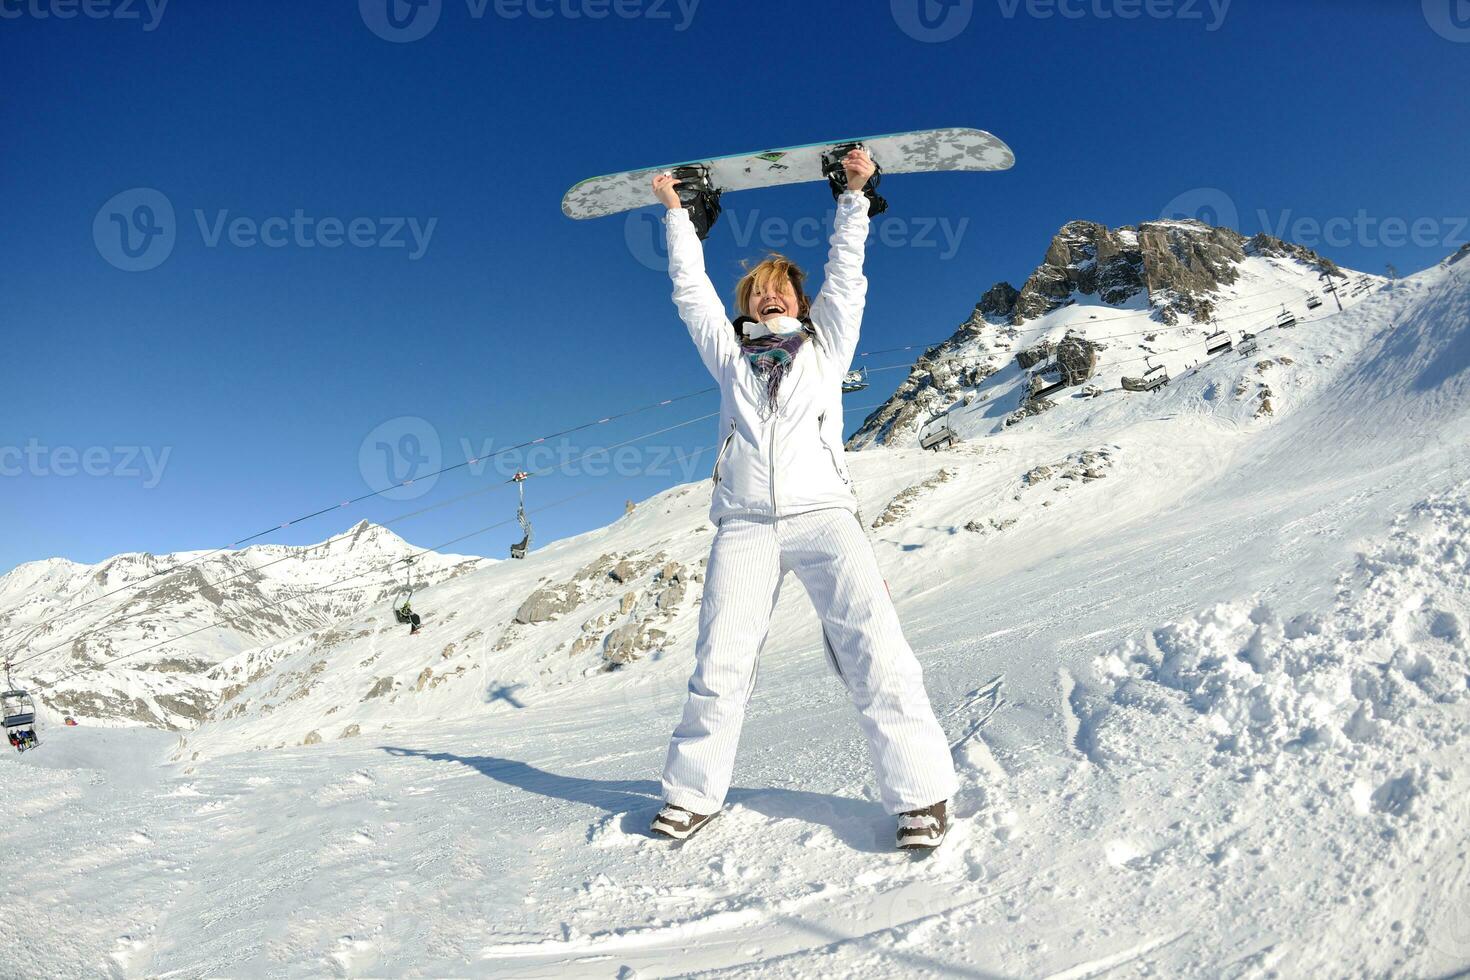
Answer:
[{"left": 646, "top": 148, "right": 955, "bottom": 851}]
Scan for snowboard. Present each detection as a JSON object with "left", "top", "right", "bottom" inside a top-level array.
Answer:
[{"left": 561, "top": 127, "right": 1015, "bottom": 221}]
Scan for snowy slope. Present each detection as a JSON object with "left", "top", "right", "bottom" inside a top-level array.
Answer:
[{"left": 1, "top": 249, "right": 1467, "bottom": 977}]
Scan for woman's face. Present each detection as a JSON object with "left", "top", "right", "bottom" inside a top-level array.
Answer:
[{"left": 747, "top": 277, "right": 800, "bottom": 323}]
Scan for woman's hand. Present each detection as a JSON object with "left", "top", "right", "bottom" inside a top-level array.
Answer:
[
  {"left": 652, "top": 172, "right": 683, "bottom": 210},
  {"left": 842, "top": 148, "right": 876, "bottom": 194}
]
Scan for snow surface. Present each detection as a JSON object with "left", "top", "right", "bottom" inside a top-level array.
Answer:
[{"left": 2, "top": 254, "right": 1469, "bottom": 977}]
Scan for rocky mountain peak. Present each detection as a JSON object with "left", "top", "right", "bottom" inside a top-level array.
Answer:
[{"left": 977, "top": 218, "right": 1343, "bottom": 329}]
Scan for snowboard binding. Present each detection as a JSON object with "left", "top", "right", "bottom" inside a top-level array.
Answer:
[
  {"left": 671, "top": 165, "right": 722, "bottom": 240},
  {"left": 823, "top": 143, "right": 888, "bottom": 217}
]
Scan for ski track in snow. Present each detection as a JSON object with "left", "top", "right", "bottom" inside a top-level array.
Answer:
[{"left": 2, "top": 258, "right": 1469, "bottom": 976}]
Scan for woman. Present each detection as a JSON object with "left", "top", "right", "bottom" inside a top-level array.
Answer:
[{"left": 649, "top": 149, "right": 957, "bottom": 850}]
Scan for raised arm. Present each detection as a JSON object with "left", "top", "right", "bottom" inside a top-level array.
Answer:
[
  {"left": 808, "top": 148, "right": 875, "bottom": 372},
  {"left": 655, "top": 172, "right": 739, "bottom": 380}
]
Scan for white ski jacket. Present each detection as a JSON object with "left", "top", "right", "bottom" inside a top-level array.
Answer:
[{"left": 665, "top": 191, "right": 870, "bottom": 524}]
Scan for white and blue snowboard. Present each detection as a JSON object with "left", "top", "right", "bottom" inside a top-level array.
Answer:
[{"left": 561, "top": 126, "right": 1015, "bottom": 220}]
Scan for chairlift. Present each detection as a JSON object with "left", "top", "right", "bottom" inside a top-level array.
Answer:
[
  {"left": 1322, "top": 281, "right": 1338, "bottom": 295},
  {"left": 1027, "top": 365, "right": 1067, "bottom": 401},
  {"left": 841, "top": 367, "right": 870, "bottom": 394},
  {"left": 392, "top": 558, "right": 420, "bottom": 633},
  {"left": 1306, "top": 291, "right": 1323, "bottom": 310},
  {"left": 1275, "top": 306, "right": 1297, "bottom": 329},
  {"left": 1205, "top": 329, "right": 1233, "bottom": 356},
  {"left": 2, "top": 681, "right": 40, "bottom": 753},
  {"left": 918, "top": 413, "right": 959, "bottom": 452},
  {"left": 510, "top": 471, "right": 533, "bottom": 559},
  {"left": 1122, "top": 356, "right": 1169, "bottom": 392},
  {"left": 1238, "top": 332, "right": 1259, "bottom": 356}
]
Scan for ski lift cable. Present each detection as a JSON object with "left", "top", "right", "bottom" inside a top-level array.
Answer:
[
  {"left": 0, "top": 275, "right": 1351, "bottom": 653},
  {"left": 851, "top": 276, "right": 1333, "bottom": 361},
  {"left": 30, "top": 478, "right": 654, "bottom": 692},
  {"left": 0, "top": 384, "right": 727, "bottom": 651},
  {"left": 5, "top": 406, "right": 733, "bottom": 671},
  {"left": 14, "top": 397, "right": 904, "bottom": 685}
]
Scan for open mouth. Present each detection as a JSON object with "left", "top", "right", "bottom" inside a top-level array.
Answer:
[{"left": 760, "top": 303, "right": 785, "bottom": 317}]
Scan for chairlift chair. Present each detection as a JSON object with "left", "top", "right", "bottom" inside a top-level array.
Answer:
[
  {"left": 918, "top": 413, "right": 959, "bottom": 452},
  {"left": 2, "top": 688, "right": 40, "bottom": 752},
  {"left": 1238, "top": 332, "right": 1259, "bottom": 356},
  {"left": 1204, "top": 329, "right": 1233, "bottom": 356},
  {"left": 392, "top": 558, "right": 417, "bottom": 625},
  {"left": 510, "top": 472, "right": 533, "bottom": 559},
  {"left": 1275, "top": 306, "right": 1297, "bottom": 329},
  {"left": 841, "top": 367, "right": 870, "bottom": 394},
  {"left": 1122, "top": 357, "right": 1169, "bottom": 392},
  {"left": 1028, "top": 365, "right": 1067, "bottom": 401},
  {"left": 1306, "top": 291, "right": 1323, "bottom": 310}
]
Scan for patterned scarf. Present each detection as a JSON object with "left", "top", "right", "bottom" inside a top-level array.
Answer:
[{"left": 741, "top": 330, "right": 808, "bottom": 413}]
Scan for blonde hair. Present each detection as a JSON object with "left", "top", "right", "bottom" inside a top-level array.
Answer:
[{"left": 735, "top": 253, "right": 810, "bottom": 323}]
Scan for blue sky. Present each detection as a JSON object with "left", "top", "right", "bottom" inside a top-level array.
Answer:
[{"left": 2, "top": 0, "right": 1466, "bottom": 574}]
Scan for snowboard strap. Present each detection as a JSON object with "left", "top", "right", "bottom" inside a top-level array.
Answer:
[
  {"left": 822, "top": 144, "right": 889, "bottom": 217},
  {"left": 672, "top": 165, "right": 722, "bottom": 240}
]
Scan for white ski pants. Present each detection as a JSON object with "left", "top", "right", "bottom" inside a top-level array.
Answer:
[{"left": 661, "top": 508, "right": 958, "bottom": 816}]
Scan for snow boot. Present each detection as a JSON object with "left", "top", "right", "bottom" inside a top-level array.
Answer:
[
  {"left": 650, "top": 803, "right": 718, "bottom": 841},
  {"left": 896, "top": 800, "right": 948, "bottom": 851}
]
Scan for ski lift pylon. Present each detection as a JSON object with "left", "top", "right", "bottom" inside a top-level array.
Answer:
[{"left": 510, "top": 471, "right": 533, "bottom": 560}]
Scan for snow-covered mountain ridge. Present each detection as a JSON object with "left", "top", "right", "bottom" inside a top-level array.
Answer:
[
  {"left": 849, "top": 217, "right": 1378, "bottom": 449},
  {"left": 0, "top": 521, "right": 486, "bottom": 729}
]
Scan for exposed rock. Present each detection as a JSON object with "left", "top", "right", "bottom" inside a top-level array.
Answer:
[
  {"left": 1004, "top": 398, "right": 1056, "bottom": 428},
  {"left": 340, "top": 723, "right": 360, "bottom": 739},
  {"left": 1056, "top": 334, "right": 1100, "bottom": 385},
  {"left": 1025, "top": 465, "right": 1054, "bottom": 485},
  {"left": 603, "top": 622, "right": 668, "bottom": 666},
  {"left": 1016, "top": 341, "right": 1054, "bottom": 370},
  {"left": 977, "top": 281, "right": 1020, "bottom": 321},
  {"left": 415, "top": 668, "right": 433, "bottom": 692},
  {"left": 303, "top": 730, "right": 322, "bottom": 745},
  {"left": 872, "top": 468, "right": 957, "bottom": 528},
  {"left": 619, "top": 592, "right": 638, "bottom": 615},
  {"left": 363, "top": 677, "right": 394, "bottom": 700},
  {"left": 514, "top": 585, "right": 579, "bottom": 625},
  {"left": 608, "top": 560, "right": 637, "bottom": 584}
]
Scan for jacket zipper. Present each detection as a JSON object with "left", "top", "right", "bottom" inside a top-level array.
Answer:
[
  {"left": 817, "top": 413, "right": 851, "bottom": 485},
  {"left": 712, "top": 420, "right": 736, "bottom": 484},
  {"left": 767, "top": 414, "right": 779, "bottom": 514}
]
